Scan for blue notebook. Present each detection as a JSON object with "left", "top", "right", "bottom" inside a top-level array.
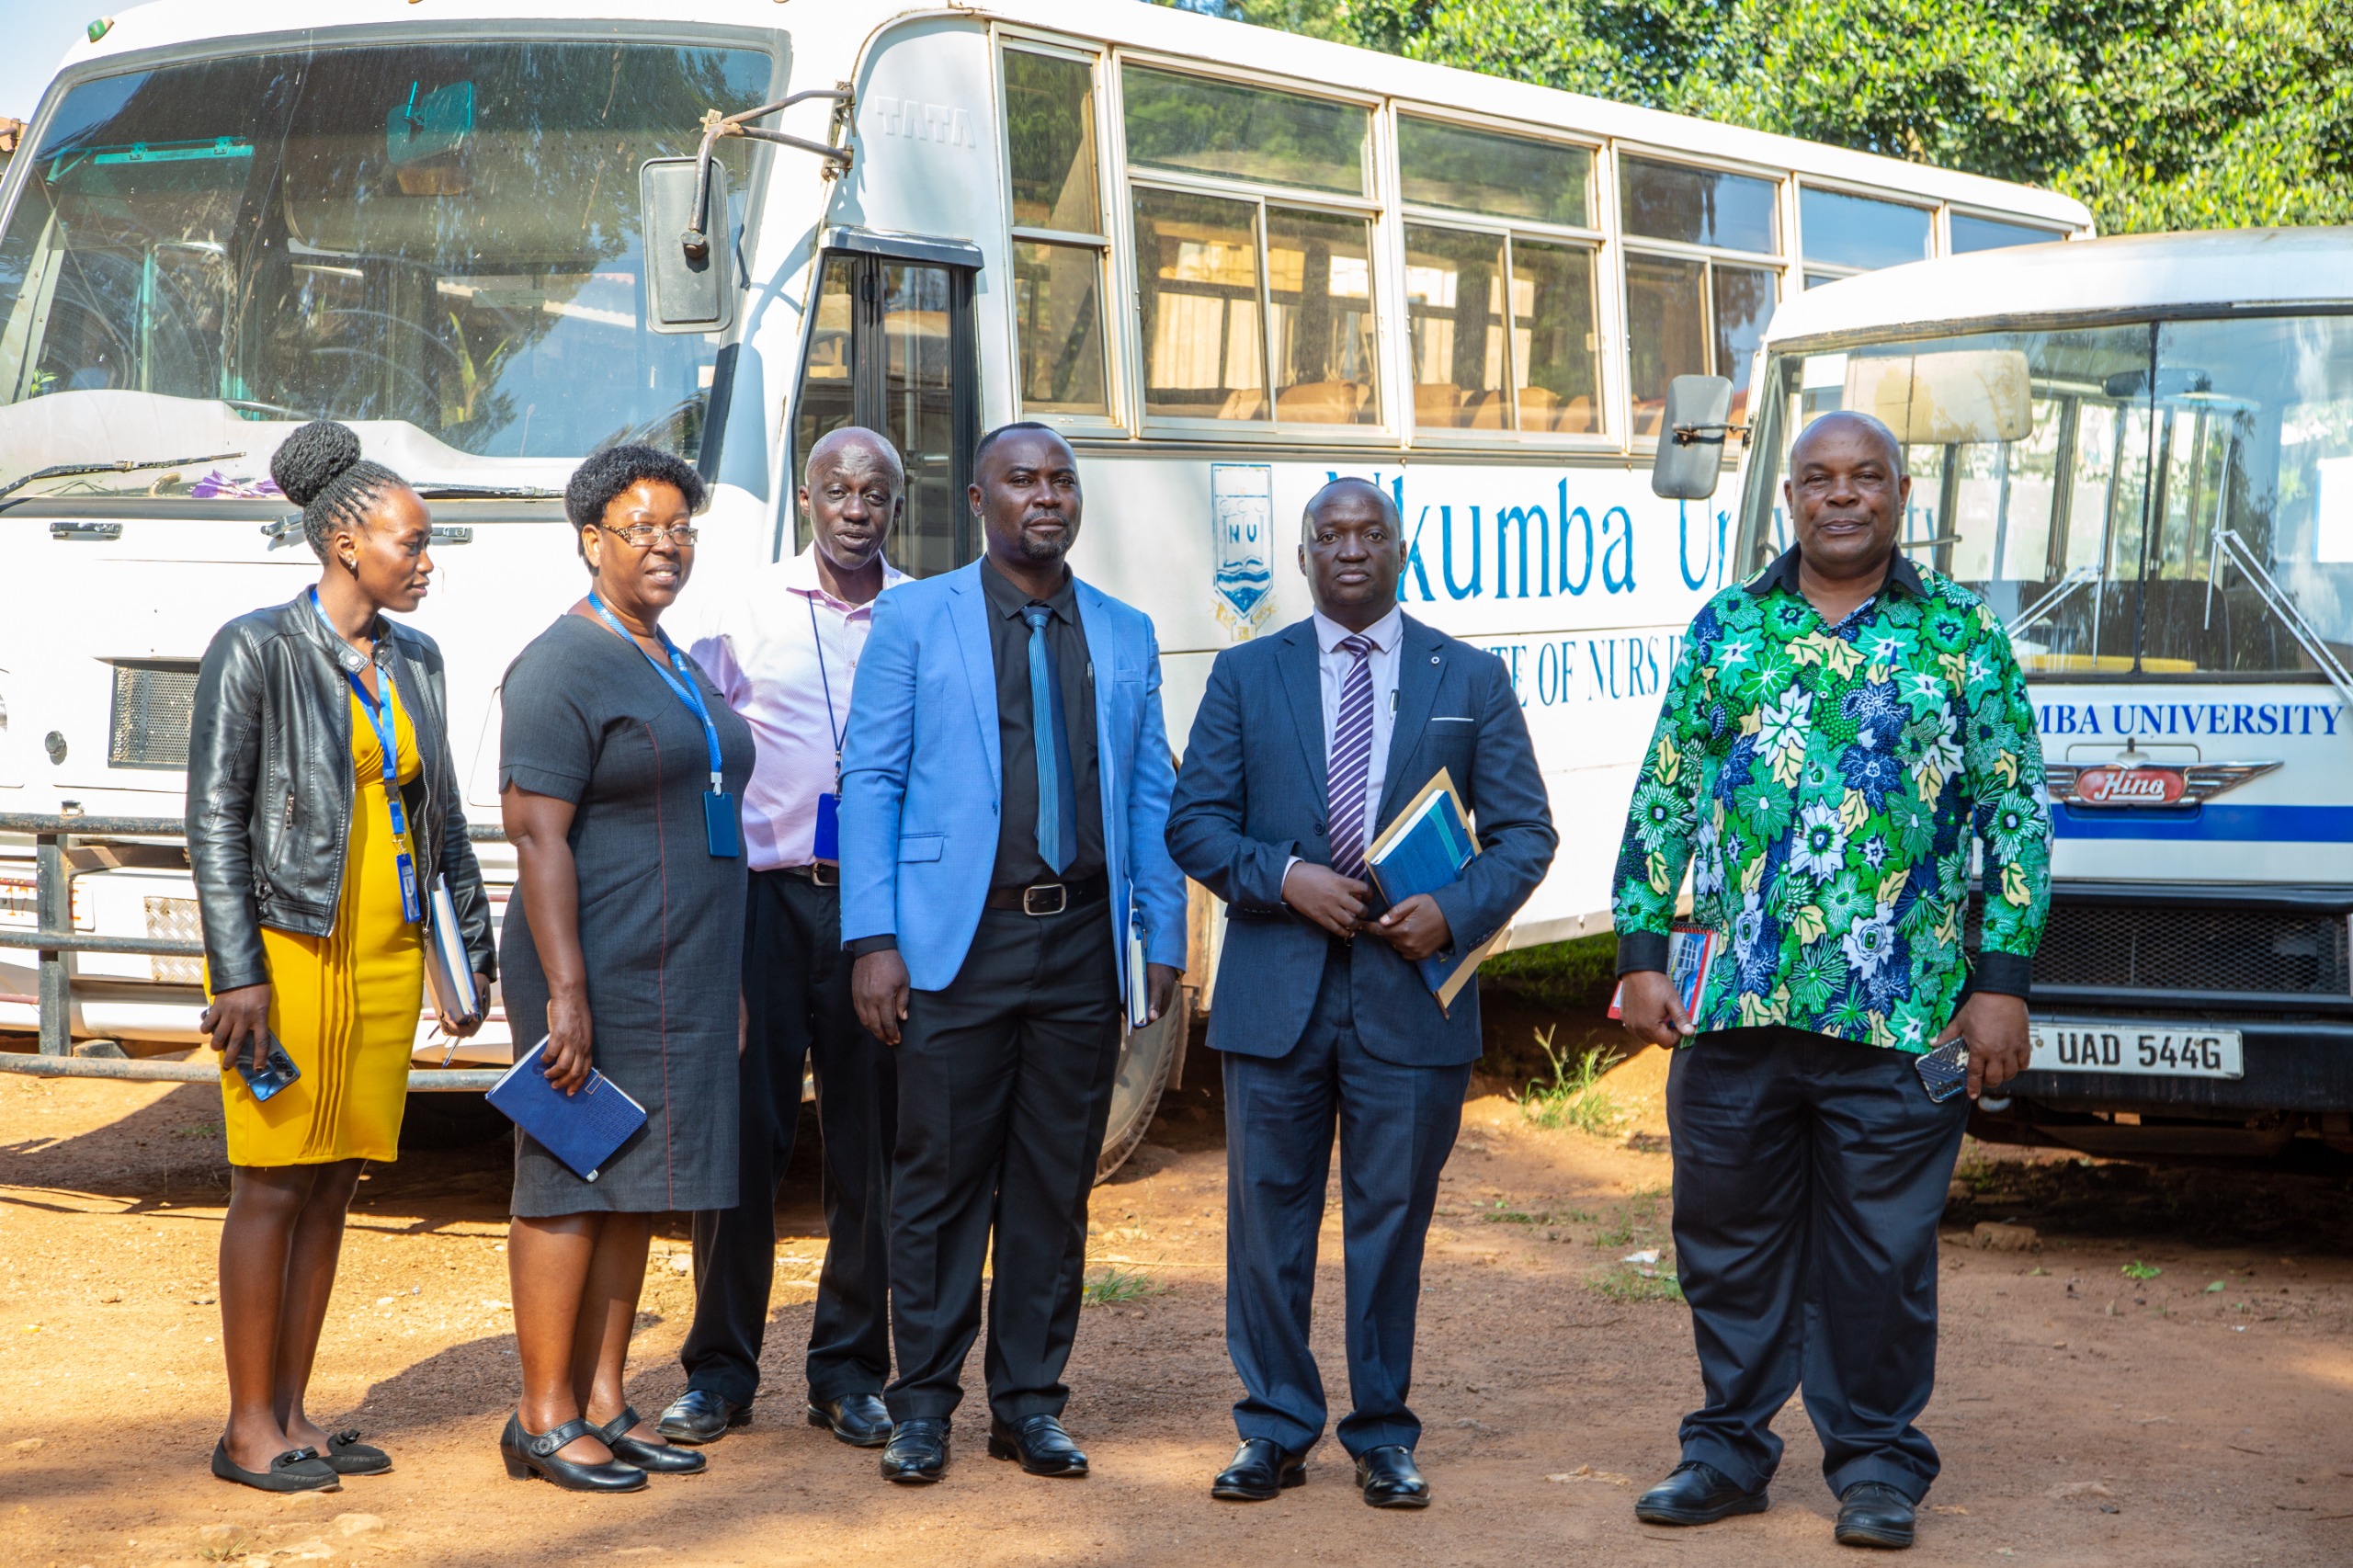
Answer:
[
  {"left": 1363, "top": 767, "right": 1507, "bottom": 1013},
  {"left": 486, "top": 1037, "right": 647, "bottom": 1182}
]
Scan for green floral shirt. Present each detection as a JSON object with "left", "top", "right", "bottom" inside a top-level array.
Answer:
[{"left": 1612, "top": 547, "right": 2052, "bottom": 1052}]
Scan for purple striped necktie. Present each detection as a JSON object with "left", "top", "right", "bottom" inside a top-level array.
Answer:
[{"left": 1326, "top": 633, "right": 1378, "bottom": 881}]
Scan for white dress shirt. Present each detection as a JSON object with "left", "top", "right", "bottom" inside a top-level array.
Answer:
[
  {"left": 1314, "top": 604, "right": 1404, "bottom": 819},
  {"left": 676, "top": 546, "right": 908, "bottom": 871}
]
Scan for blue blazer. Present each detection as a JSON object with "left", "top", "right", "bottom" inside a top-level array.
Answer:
[
  {"left": 838, "top": 560, "right": 1188, "bottom": 995},
  {"left": 1166, "top": 614, "right": 1556, "bottom": 1067}
]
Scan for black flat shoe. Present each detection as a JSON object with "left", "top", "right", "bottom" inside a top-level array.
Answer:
[
  {"left": 809, "top": 1392, "right": 892, "bottom": 1449},
  {"left": 499, "top": 1414, "right": 647, "bottom": 1493},
  {"left": 597, "top": 1405, "right": 706, "bottom": 1474},
  {"left": 1354, "top": 1445, "right": 1430, "bottom": 1509},
  {"left": 1835, "top": 1482, "right": 1916, "bottom": 1549},
  {"left": 320, "top": 1428, "right": 391, "bottom": 1476},
  {"left": 655, "top": 1388, "right": 748, "bottom": 1446},
  {"left": 212, "top": 1440, "right": 340, "bottom": 1494},
  {"left": 987, "top": 1414, "right": 1087, "bottom": 1478},
  {"left": 880, "top": 1418, "right": 950, "bottom": 1484},
  {"left": 1635, "top": 1460, "right": 1770, "bottom": 1526},
  {"left": 1211, "top": 1437, "right": 1307, "bottom": 1502}
]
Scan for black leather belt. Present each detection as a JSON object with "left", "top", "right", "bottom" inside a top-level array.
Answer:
[
  {"left": 983, "top": 871, "right": 1107, "bottom": 915},
  {"left": 778, "top": 862, "right": 839, "bottom": 886}
]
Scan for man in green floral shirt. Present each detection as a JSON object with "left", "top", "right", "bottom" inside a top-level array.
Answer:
[{"left": 1614, "top": 411, "right": 2051, "bottom": 1551}]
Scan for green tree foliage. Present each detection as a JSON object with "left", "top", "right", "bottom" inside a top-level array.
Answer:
[{"left": 1153, "top": 0, "right": 2353, "bottom": 233}]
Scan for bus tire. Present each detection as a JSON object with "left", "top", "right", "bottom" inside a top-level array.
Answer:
[{"left": 1093, "top": 983, "right": 1192, "bottom": 1184}]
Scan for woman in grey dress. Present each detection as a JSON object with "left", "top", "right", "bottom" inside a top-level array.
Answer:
[{"left": 496, "top": 445, "right": 754, "bottom": 1492}]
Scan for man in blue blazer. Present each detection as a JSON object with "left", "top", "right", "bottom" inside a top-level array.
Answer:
[
  {"left": 1167, "top": 477, "right": 1555, "bottom": 1509},
  {"left": 840, "top": 423, "right": 1188, "bottom": 1486}
]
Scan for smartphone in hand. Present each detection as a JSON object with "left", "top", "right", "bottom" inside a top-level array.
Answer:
[
  {"left": 235, "top": 1033, "right": 302, "bottom": 1103},
  {"left": 1915, "top": 1038, "right": 1970, "bottom": 1103}
]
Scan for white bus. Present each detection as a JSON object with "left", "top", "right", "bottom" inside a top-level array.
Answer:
[
  {"left": 0, "top": 0, "right": 2086, "bottom": 1159},
  {"left": 1666, "top": 226, "right": 2353, "bottom": 1158}
]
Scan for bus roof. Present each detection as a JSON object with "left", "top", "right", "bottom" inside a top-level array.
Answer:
[
  {"left": 67, "top": 0, "right": 2089, "bottom": 229},
  {"left": 1765, "top": 226, "right": 2353, "bottom": 348}
]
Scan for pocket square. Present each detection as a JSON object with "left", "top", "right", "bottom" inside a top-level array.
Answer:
[{"left": 1430, "top": 715, "right": 1476, "bottom": 723}]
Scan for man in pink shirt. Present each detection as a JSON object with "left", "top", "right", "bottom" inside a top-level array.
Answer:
[{"left": 659, "top": 427, "right": 910, "bottom": 1449}]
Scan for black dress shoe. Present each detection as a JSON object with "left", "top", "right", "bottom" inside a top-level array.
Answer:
[
  {"left": 597, "top": 1405, "right": 707, "bottom": 1474},
  {"left": 498, "top": 1414, "right": 646, "bottom": 1493},
  {"left": 655, "top": 1388, "right": 748, "bottom": 1446},
  {"left": 321, "top": 1428, "right": 391, "bottom": 1476},
  {"left": 1634, "top": 1460, "right": 1770, "bottom": 1525},
  {"left": 1835, "top": 1482, "right": 1916, "bottom": 1549},
  {"left": 808, "top": 1392, "right": 892, "bottom": 1449},
  {"left": 881, "top": 1418, "right": 950, "bottom": 1483},
  {"left": 1354, "top": 1445, "right": 1430, "bottom": 1509},
  {"left": 987, "top": 1414, "right": 1088, "bottom": 1477},
  {"left": 1211, "top": 1437, "right": 1307, "bottom": 1502},
  {"left": 211, "top": 1439, "right": 340, "bottom": 1494}
]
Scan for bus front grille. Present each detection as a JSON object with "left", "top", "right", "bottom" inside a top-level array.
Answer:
[
  {"left": 1970, "top": 899, "right": 2353, "bottom": 999},
  {"left": 108, "top": 662, "right": 200, "bottom": 771}
]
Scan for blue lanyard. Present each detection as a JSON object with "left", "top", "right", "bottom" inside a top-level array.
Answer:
[
  {"left": 586, "top": 593, "right": 726, "bottom": 792},
  {"left": 806, "top": 594, "right": 843, "bottom": 790},
  {"left": 310, "top": 589, "right": 422, "bottom": 924}
]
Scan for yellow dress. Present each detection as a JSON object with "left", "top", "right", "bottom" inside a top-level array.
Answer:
[{"left": 219, "top": 687, "right": 426, "bottom": 1165}]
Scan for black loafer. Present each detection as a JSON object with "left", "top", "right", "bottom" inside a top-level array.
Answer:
[
  {"left": 655, "top": 1388, "right": 748, "bottom": 1446},
  {"left": 211, "top": 1439, "right": 340, "bottom": 1494},
  {"left": 808, "top": 1392, "right": 892, "bottom": 1449},
  {"left": 321, "top": 1428, "right": 391, "bottom": 1476},
  {"left": 1211, "top": 1437, "right": 1307, "bottom": 1501},
  {"left": 881, "top": 1418, "right": 950, "bottom": 1484},
  {"left": 1835, "top": 1482, "right": 1916, "bottom": 1549},
  {"left": 1354, "top": 1445, "right": 1429, "bottom": 1509},
  {"left": 1635, "top": 1460, "right": 1769, "bottom": 1525},
  {"left": 499, "top": 1414, "right": 646, "bottom": 1493},
  {"left": 598, "top": 1405, "right": 707, "bottom": 1474},
  {"left": 987, "top": 1414, "right": 1088, "bottom": 1478}
]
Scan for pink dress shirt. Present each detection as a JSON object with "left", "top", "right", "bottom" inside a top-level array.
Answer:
[{"left": 677, "top": 546, "right": 909, "bottom": 872}]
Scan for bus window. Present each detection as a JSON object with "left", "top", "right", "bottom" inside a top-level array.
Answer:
[
  {"left": 1396, "top": 116, "right": 1590, "bottom": 228},
  {"left": 1120, "top": 66, "right": 1367, "bottom": 197},
  {"left": 1004, "top": 48, "right": 1110, "bottom": 420},
  {"left": 1949, "top": 212, "right": 2066, "bottom": 254},
  {"left": 1132, "top": 187, "right": 1265, "bottom": 422},
  {"left": 1266, "top": 206, "right": 1378, "bottom": 425},
  {"left": 1621, "top": 157, "right": 1782, "bottom": 435},
  {"left": 1798, "top": 187, "right": 1932, "bottom": 277}
]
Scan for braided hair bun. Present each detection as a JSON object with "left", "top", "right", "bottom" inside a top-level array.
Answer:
[{"left": 270, "top": 420, "right": 408, "bottom": 562}]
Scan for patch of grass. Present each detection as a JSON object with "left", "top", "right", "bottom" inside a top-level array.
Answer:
[
  {"left": 1590, "top": 1190, "right": 1669, "bottom": 1252},
  {"left": 1481, "top": 932, "right": 1620, "bottom": 1011},
  {"left": 1513, "top": 1027, "right": 1627, "bottom": 1136},
  {"left": 2121, "top": 1260, "right": 2162, "bottom": 1280},
  {"left": 171, "top": 1123, "right": 222, "bottom": 1141},
  {"left": 1081, "top": 1266, "right": 1163, "bottom": 1307},
  {"left": 1589, "top": 1260, "right": 1686, "bottom": 1303},
  {"left": 1477, "top": 1197, "right": 1596, "bottom": 1227}
]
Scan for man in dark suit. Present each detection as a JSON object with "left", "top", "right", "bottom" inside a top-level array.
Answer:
[{"left": 1166, "top": 476, "right": 1556, "bottom": 1509}]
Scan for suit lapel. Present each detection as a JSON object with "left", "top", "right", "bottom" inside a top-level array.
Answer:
[
  {"left": 1378, "top": 615, "right": 1445, "bottom": 826},
  {"left": 1074, "top": 577, "right": 1120, "bottom": 832},
  {"left": 946, "top": 564, "right": 1002, "bottom": 790},
  {"left": 1277, "top": 619, "right": 1329, "bottom": 802}
]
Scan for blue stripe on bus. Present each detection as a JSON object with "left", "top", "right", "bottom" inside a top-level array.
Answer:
[{"left": 2051, "top": 803, "right": 2353, "bottom": 840}]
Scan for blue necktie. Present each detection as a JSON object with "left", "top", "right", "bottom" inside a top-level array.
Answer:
[{"left": 1023, "top": 604, "right": 1078, "bottom": 876}]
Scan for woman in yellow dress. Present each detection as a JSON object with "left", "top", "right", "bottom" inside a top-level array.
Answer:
[{"left": 187, "top": 421, "right": 494, "bottom": 1493}]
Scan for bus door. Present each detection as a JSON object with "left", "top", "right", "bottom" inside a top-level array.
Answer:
[{"left": 790, "top": 231, "right": 982, "bottom": 577}]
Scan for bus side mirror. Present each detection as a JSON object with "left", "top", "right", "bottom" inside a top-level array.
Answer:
[
  {"left": 1651, "top": 375, "right": 1737, "bottom": 501},
  {"left": 641, "top": 157, "right": 733, "bottom": 335}
]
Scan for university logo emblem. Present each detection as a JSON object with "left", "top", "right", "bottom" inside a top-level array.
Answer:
[{"left": 1210, "top": 462, "right": 1276, "bottom": 639}]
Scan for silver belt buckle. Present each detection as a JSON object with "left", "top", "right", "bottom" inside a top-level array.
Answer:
[{"left": 1022, "top": 881, "right": 1067, "bottom": 916}]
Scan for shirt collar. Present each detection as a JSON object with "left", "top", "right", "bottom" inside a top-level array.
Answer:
[
  {"left": 981, "top": 554, "right": 1077, "bottom": 621},
  {"left": 1312, "top": 603, "right": 1404, "bottom": 654},
  {"left": 1743, "top": 542, "right": 1926, "bottom": 601},
  {"left": 782, "top": 543, "right": 909, "bottom": 612}
]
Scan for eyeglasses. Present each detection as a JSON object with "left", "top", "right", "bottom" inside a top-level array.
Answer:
[{"left": 598, "top": 521, "right": 699, "bottom": 548}]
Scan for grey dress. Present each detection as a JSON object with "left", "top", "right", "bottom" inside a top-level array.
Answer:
[{"left": 498, "top": 612, "right": 755, "bottom": 1216}]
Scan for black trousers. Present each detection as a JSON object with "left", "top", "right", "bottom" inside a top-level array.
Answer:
[
  {"left": 1667, "top": 1026, "right": 1969, "bottom": 1503},
  {"left": 884, "top": 894, "right": 1121, "bottom": 1425},
  {"left": 681, "top": 869, "right": 896, "bottom": 1408},
  {"left": 1223, "top": 940, "right": 1470, "bottom": 1457}
]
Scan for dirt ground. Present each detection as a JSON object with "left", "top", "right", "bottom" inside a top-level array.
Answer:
[{"left": 6, "top": 1027, "right": 2353, "bottom": 1567}]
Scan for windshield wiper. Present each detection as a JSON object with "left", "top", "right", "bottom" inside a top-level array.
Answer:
[
  {"left": 2209, "top": 528, "right": 2353, "bottom": 712},
  {"left": 0, "top": 450, "right": 245, "bottom": 506},
  {"left": 2006, "top": 563, "right": 2101, "bottom": 641},
  {"left": 414, "top": 483, "right": 563, "bottom": 500}
]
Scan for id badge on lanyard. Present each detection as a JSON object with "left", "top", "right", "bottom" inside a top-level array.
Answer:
[
  {"left": 808, "top": 596, "right": 844, "bottom": 863},
  {"left": 314, "top": 591, "right": 423, "bottom": 924},
  {"left": 589, "top": 594, "right": 741, "bottom": 858}
]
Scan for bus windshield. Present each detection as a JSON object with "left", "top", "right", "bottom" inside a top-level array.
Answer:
[
  {"left": 0, "top": 38, "right": 770, "bottom": 499},
  {"left": 1739, "top": 314, "right": 2353, "bottom": 680}
]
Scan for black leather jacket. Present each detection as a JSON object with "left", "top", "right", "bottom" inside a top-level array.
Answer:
[{"left": 186, "top": 595, "right": 496, "bottom": 994}]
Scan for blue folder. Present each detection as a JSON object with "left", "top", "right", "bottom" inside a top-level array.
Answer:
[
  {"left": 1363, "top": 767, "right": 1505, "bottom": 1012},
  {"left": 486, "top": 1037, "right": 647, "bottom": 1182}
]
